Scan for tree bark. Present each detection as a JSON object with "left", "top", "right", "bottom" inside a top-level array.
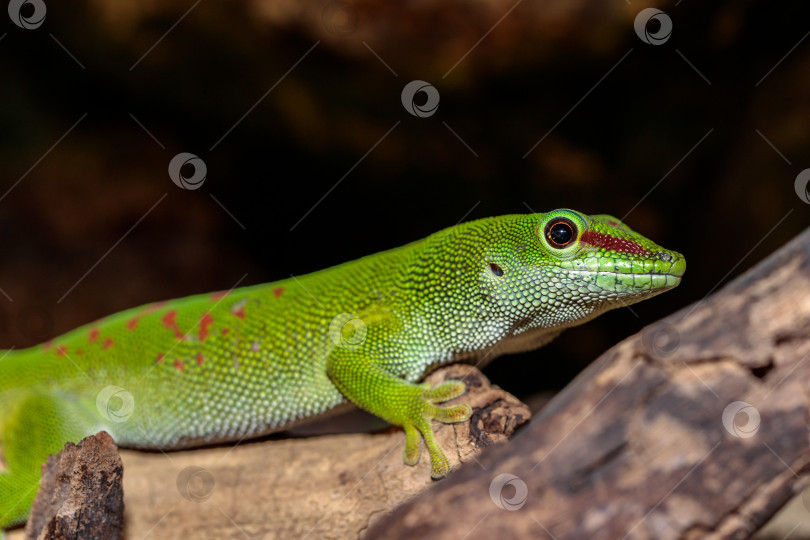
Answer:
[
  {"left": 24, "top": 431, "right": 124, "bottom": 540},
  {"left": 367, "top": 226, "right": 810, "bottom": 540}
]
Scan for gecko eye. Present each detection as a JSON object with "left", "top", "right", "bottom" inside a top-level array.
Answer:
[{"left": 545, "top": 218, "right": 577, "bottom": 248}]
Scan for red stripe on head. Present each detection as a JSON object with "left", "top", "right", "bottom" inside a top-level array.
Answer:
[{"left": 580, "top": 230, "right": 650, "bottom": 256}]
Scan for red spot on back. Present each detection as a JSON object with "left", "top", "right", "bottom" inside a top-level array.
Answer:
[
  {"left": 199, "top": 312, "right": 214, "bottom": 341},
  {"left": 127, "top": 317, "right": 140, "bottom": 331},
  {"left": 221, "top": 328, "right": 229, "bottom": 336},
  {"left": 88, "top": 328, "right": 100, "bottom": 343},
  {"left": 580, "top": 230, "right": 650, "bottom": 256},
  {"left": 162, "top": 310, "right": 176, "bottom": 327},
  {"left": 196, "top": 353, "right": 204, "bottom": 365},
  {"left": 103, "top": 337, "right": 114, "bottom": 349},
  {"left": 174, "top": 359, "right": 184, "bottom": 371},
  {"left": 56, "top": 345, "right": 68, "bottom": 357},
  {"left": 156, "top": 353, "right": 165, "bottom": 363},
  {"left": 273, "top": 287, "right": 284, "bottom": 298},
  {"left": 76, "top": 348, "right": 84, "bottom": 356},
  {"left": 210, "top": 290, "right": 229, "bottom": 301},
  {"left": 161, "top": 310, "right": 185, "bottom": 339}
]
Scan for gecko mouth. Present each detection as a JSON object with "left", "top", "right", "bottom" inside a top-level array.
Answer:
[
  {"left": 554, "top": 268, "right": 684, "bottom": 294},
  {"left": 585, "top": 252, "right": 686, "bottom": 283}
]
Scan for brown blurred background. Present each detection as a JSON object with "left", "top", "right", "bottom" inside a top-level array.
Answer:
[{"left": 1, "top": 0, "right": 809, "bottom": 402}]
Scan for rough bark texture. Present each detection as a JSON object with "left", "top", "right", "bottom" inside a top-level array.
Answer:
[
  {"left": 367, "top": 226, "right": 810, "bottom": 539},
  {"left": 24, "top": 431, "right": 123, "bottom": 540},
  {"left": 115, "top": 364, "right": 528, "bottom": 539}
]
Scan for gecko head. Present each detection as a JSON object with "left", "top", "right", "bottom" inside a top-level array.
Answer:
[{"left": 477, "top": 208, "right": 686, "bottom": 332}]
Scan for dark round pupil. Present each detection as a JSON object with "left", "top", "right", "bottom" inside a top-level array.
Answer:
[{"left": 548, "top": 222, "right": 574, "bottom": 246}]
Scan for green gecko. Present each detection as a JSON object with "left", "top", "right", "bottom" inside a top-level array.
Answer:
[{"left": 0, "top": 209, "right": 685, "bottom": 532}]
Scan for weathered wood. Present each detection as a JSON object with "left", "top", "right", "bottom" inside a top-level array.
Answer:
[
  {"left": 25, "top": 431, "right": 123, "bottom": 540},
  {"left": 368, "top": 226, "right": 810, "bottom": 540}
]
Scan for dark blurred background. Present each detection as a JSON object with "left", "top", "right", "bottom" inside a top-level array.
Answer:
[{"left": 1, "top": 0, "right": 809, "bottom": 401}]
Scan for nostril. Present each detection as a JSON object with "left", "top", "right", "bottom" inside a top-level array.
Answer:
[{"left": 656, "top": 252, "right": 674, "bottom": 262}]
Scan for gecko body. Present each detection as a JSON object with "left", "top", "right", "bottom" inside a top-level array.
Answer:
[{"left": 0, "top": 210, "right": 685, "bottom": 531}]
